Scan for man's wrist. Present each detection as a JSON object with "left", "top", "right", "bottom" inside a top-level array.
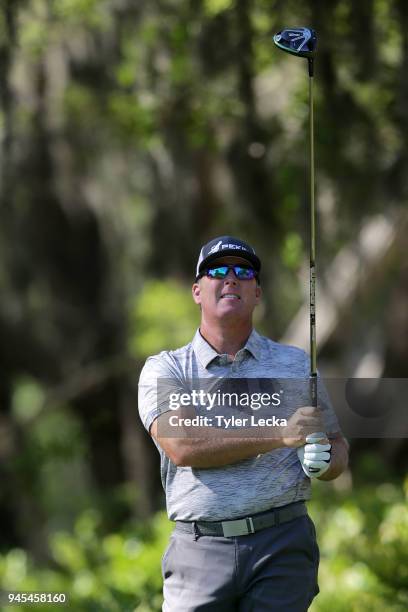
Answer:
[{"left": 316, "top": 437, "right": 349, "bottom": 481}]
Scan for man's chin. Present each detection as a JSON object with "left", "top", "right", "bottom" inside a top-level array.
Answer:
[
  {"left": 218, "top": 299, "right": 242, "bottom": 310},
  {"left": 216, "top": 302, "right": 246, "bottom": 318}
]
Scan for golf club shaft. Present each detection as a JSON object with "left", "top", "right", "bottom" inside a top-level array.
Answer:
[
  {"left": 309, "top": 61, "right": 326, "bottom": 467},
  {"left": 309, "top": 60, "right": 318, "bottom": 409}
]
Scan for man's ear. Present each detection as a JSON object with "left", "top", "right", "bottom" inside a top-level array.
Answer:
[
  {"left": 192, "top": 282, "right": 201, "bottom": 305},
  {"left": 254, "top": 284, "right": 262, "bottom": 305}
]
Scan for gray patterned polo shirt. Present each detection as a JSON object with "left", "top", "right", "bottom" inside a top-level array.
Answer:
[{"left": 138, "top": 329, "right": 340, "bottom": 521}]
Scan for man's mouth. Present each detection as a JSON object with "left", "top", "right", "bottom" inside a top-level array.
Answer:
[{"left": 220, "top": 293, "right": 240, "bottom": 300}]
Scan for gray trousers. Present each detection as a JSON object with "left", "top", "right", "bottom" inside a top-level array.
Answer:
[{"left": 161, "top": 513, "right": 320, "bottom": 611}]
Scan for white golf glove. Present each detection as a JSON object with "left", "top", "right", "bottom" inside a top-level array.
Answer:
[{"left": 297, "top": 432, "right": 331, "bottom": 479}]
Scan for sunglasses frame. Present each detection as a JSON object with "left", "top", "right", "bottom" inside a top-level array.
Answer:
[{"left": 197, "top": 264, "right": 258, "bottom": 281}]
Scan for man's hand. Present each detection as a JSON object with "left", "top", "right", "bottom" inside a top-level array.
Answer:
[
  {"left": 282, "top": 407, "right": 326, "bottom": 448},
  {"left": 297, "top": 433, "right": 332, "bottom": 478}
]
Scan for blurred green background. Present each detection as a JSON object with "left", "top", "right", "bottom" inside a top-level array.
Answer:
[{"left": 0, "top": 0, "right": 407, "bottom": 610}]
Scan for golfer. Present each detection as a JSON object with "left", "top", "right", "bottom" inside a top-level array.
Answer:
[{"left": 138, "top": 236, "right": 349, "bottom": 611}]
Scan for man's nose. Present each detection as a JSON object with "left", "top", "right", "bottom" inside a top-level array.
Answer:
[{"left": 224, "top": 269, "right": 237, "bottom": 282}]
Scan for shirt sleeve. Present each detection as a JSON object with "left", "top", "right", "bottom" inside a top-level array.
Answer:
[{"left": 138, "top": 354, "right": 187, "bottom": 433}]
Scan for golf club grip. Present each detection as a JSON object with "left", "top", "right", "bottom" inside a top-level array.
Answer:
[{"left": 310, "top": 372, "right": 317, "bottom": 407}]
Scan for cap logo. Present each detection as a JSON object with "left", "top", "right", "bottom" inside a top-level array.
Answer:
[
  {"left": 208, "top": 240, "right": 223, "bottom": 254},
  {"left": 220, "top": 244, "right": 250, "bottom": 252},
  {"left": 208, "top": 241, "right": 252, "bottom": 255}
]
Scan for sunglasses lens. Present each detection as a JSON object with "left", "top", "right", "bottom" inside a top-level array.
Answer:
[
  {"left": 207, "top": 266, "right": 229, "bottom": 278},
  {"left": 234, "top": 266, "right": 256, "bottom": 279}
]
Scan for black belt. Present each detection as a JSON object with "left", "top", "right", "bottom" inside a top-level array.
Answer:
[{"left": 175, "top": 502, "right": 307, "bottom": 538}]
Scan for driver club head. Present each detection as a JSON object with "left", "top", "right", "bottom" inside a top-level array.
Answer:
[{"left": 273, "top": 28, "right": 317, "bottom": 58}]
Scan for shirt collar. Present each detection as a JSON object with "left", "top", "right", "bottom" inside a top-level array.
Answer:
[
  {"left": 192, "top": 328, "right": 262, "bottom": 369},
  {"left": 244, "top": 328, "right": 263, "bottom": 361}
]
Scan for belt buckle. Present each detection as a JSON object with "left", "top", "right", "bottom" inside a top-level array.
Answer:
[{"left": 221, "top": 517, "right": 255, "bottom": 537}]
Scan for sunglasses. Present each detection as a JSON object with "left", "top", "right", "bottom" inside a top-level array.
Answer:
[{"left": 199, "top": 265, "right": 258, "bottom": 280}]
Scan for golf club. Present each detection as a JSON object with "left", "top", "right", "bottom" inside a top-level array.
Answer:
[{"left": 273, "top": 28, "right": 326, "bottom": 467}]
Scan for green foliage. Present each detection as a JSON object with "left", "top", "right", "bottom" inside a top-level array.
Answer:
[
  {"left": 204, "top": 0, "right": 233, "bottom": 17},
  {"left": 9, "top": 381, "right": 93, "bottom": 530},
  {"left": 53, "top": 0, "right": 111, "bottom": 30},
  {"left": 19, "top": 3, "right": 50, "bottom": 58},
  {"left": 308, "top": 471, "right": 408, "bottom": 611},
  {"left": 281, "top": 232, "right": 303, "bottom": 270},
  {"left": 107, "top": 93, "right": 156, "bottom": 144},
  {"left": 12, "top": 377, "right": 45, "bottom": 423},
  {"left": 129, "top": 280, "right": 199, "bottom": 358},
  {"left": 0, "top": 511, "right": 172, "bottom": 612}
]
